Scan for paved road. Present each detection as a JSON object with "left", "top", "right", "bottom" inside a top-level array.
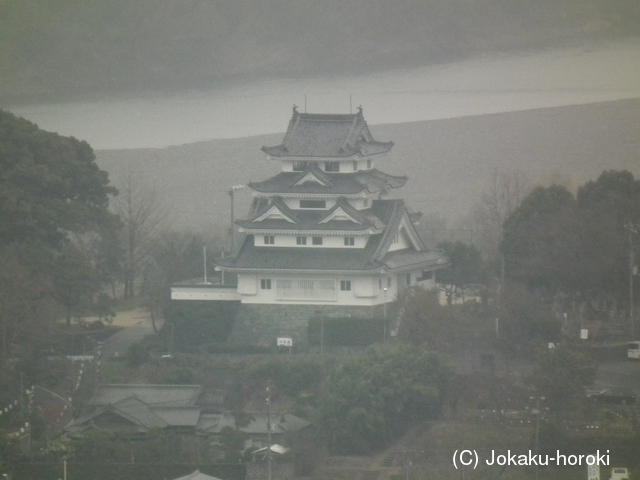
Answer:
[
  {"left": 594, "top": 360, "right": 640, "bottom": 390},
  {"left": 101, "top": 317, "right": 164, "bottom": 360},
  {"left": 445, "top": 346, "right": 640, "bottom": 395}
]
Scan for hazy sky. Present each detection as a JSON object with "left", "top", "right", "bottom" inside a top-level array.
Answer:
[{"left": 11, "top": 39, "right": 640, "bottom": 150}]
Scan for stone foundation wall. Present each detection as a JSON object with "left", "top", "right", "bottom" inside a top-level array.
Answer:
[{"left": 228, "top": 303, "right": 388, "bottom": 347}]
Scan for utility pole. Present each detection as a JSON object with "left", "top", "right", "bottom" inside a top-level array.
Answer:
[
  {"left": 530, "top": 396, "right": 544, "bottom": 480},
  {"left": 626, "top": 223, "right": 638, "bottom": 337},
  {"left": 266, "top": 385, "right": 272, "bottom": 480},
  {"left": 229, "top": 185, "right": 244, "bottom": 252},
  {"left": 203, "top": 245, "right": 208, "bottom": 283}
]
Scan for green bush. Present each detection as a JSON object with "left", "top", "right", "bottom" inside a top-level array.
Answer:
[
  {"left": 307, "top": 317, "right": 385, "bottom": 346},
  {"left": 246, "top": 356, "right": 330, "bottom": 396},
  {"left": 315, "top": 344, "right": 449, "bottom": 454},
  {"left": 165, "top": 301, "right": 238, "bottom": 347},
  {"left": 126, "top": 342, "right": 150, "bottom": 367}
]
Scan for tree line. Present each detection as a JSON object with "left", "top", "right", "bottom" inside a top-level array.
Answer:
[{"left": 0, "top": 109, "right": 219, "bottom": 376}]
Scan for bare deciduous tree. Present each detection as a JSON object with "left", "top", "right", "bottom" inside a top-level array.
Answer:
[
  {"left": 465, "top": 167, "right": 532, "bottom": 260},
  {"left": 116, "top": 168, "right": 170, "bottom": 300}
]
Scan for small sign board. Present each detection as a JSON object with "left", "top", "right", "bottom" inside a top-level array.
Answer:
[
  {"left": 580, "top": 329, "right": 589, "bottom": 340},
  {"left": 277, "top": 337, "right": 293, "bottom": 347},
  {"left": 587, "top": 462, "right": 599, "bottom": 480}
]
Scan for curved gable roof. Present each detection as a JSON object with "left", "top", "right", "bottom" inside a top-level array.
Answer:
[{"left": 261, "top": 107, "right": 393, "bottom": 158}]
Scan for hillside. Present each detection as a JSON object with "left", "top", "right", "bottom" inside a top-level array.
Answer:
[
  {"left": 95, "top": 98, "right": 640, "bottom": 238},
  {"left": 1, "top": 0, "right": 640, "bottom": 103}
]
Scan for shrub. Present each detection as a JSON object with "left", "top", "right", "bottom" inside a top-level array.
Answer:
[{"left": 126, "top": 342, "right": 150, "bottom": 367}]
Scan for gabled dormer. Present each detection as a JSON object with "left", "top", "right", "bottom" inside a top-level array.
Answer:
[
  {"left": 318, "top": 198, "right": 366, "bottom": 225},
  {"left": 252, "top": 197, "right": 298, "bottom": 223},
  {"left": 292, "top": 165, "right": 333, "bottom": 187}
]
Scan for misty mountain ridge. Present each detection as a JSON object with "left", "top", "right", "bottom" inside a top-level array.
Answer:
[
  {"left": 95, "top": 98, "right": 640, "bottom": 240},
  {"left": 1, "top": 0, "right": 639, "bottom": 103}
]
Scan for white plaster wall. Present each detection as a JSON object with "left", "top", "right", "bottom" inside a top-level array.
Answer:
[
  {"left": 253, "top": 234, "right": 367, "bottom": 248},
  {"left": 238, "top": 274, "right": 391, "bottom": 305},
  {"left": 387, "top": 227, "right": 411, "bottom": 252},
  {"left": 171, "top": 287, "right": 241, "bottom": 301},
  {"left": 238, "top": 274, "right": 258, "bottom": 295},
  {"left": 281, "top": 198, "right": 337, "bottom": 210}
]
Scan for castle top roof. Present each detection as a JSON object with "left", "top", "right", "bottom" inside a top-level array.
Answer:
[{"left": 261, "top": 106, "right": 393, "bottom": 158}]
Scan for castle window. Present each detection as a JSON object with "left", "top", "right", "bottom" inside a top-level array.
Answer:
[
  {"left": 300, "top": 200, "right": 326, "bottom": 209},
  {"left": 293, "top": 161, "right": 308, "bottom": 171},
  {"left": 312, "top": 236, "right": 323, "bottom": 245},
  {"left": 340, "top": 280, "right": 352, "bottom": 291},
  {"left": 387, "top": 277, "right": 392, "bottom": 288},
  {"left": 367, "top": 159, "right": 372, "bottom": 169},
  {"left": 352, "top": 161, "right": 357, "bottom": 172},
  {"left": 296, "top": 236, "right": 307, "bottom": 245},
  {"left": 344, "top": 237, "right": 355, "bottom": 246},
  {"left": 406, "top": 273, "right": 412, "bottom": 286},
  {"left": 325, "top": 161, "right": 339, "bottom": 172},
  {"left": 264, "top": 235, "right": 275, "bottom": 245},
  {"left": 363, "top": 199, "right": 369, "bottom": 208},
  {"left": 418, "top": 270, "right": 433, "bottom": 281},
  {"left": 261, "top": 279, "right": 272, "bottom": 290}
]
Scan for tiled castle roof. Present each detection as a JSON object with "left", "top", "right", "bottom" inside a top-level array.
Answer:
[
  {"left": 217, "top": 200, "right": 444, "bottom": 273},
  {"left": 236, "top": 197, "right": 383, "bottom": 233},
  {"left": 248, "top": 168, "right": 407, "bottom": 195},
  {"left": 261, "top": 107, "right": 393, "bottom": 158}
]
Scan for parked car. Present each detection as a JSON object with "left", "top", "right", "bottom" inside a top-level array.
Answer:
[
  {"left": 587, "top": 388, "right": 636, "bottom": 405},
  {"left": 627, "top": 341, "right": 640, "bottom": 359},
  {"left": 609, "top": 467, "right": 629, "bottom": 480}
]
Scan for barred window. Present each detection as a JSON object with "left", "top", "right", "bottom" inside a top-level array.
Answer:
[
  {"left": 300, "top": 200, "right": 326, "bottom": 209},
  {"left": 276, "top": 279, "right": 336, "bottom": 301},
  {"left": 325, "top": 161, "right": 339, "bottom": 172},
  {"left": 293, "top": 161, "right": 308, "bottom": 171}
]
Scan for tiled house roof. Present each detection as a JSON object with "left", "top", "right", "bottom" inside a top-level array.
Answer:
[
  {"left": 89, "top": 384, "right": 202, "bottom": 407},
  {"left": 261, "top": 107, "right": 393, "bottom": 158},
  {"left": 173, "top": 471, "right": 225, "bottom": 480},
  {"left": 65, "top": 395, "right": 202, "bottom": 437},
  {"left": 197, "top": 412, "right": 310, "bottom": 435}
]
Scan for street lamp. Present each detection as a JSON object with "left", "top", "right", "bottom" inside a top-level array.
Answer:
[
  {"left": 229, "top": 185, "right": 245, "bottom": 252},
  {"left": 383, "top": 287, "right": 388, "bottom": 342}
]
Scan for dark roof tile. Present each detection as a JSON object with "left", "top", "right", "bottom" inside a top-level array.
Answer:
[
  {"left": 261, "top": 108, "right": 393, "bottom": 158},
  {"left": 248, "top": 169, "right": 407, "bottom": 195}
]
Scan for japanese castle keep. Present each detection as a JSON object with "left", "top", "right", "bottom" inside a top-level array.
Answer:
[{"left": 172, "top": 106, "right": 448, "bottom": 346}]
